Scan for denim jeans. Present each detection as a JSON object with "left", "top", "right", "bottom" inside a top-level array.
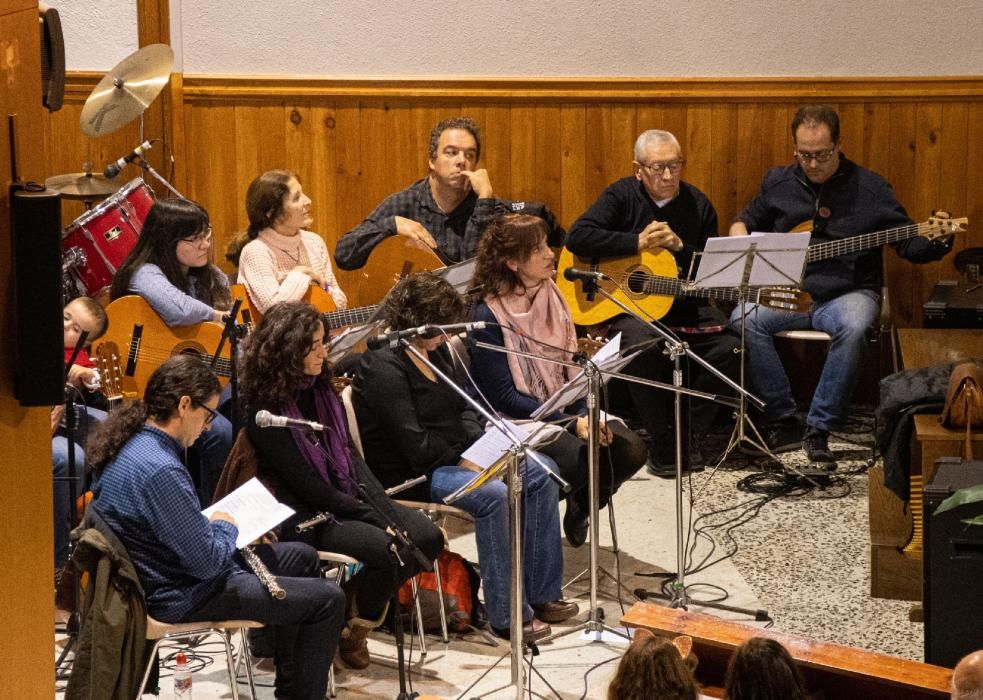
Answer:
[
  {"left": 53, "top": 406, "right": 107, "bottom": 567},
  {"left": 186, "top": 541, "right": 345, "bottom": 700},
  {"left": 729, "top": 289, "right": 880, "bottom": 432},
  {"left": 429, "top": 453, "right": 563, "bottom": 631}
]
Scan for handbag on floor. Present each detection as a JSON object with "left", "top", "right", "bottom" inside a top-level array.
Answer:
[{"left": 399, "top": 549, "right": 482, "bottom": 633}]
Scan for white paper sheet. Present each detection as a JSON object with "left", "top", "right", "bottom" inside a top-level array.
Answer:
[{"left": 202, "top": 478, "right": 295, "bottom": 549}]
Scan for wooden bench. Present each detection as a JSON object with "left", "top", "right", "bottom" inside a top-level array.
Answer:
[{"left": 621, "top": 602, "right": 952, "bottom": 699}]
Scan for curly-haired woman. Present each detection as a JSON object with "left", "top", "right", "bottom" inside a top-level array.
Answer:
[
  {"left": 469, "top": 213, "right": 649, "bottom": 548},
  {"left": 239, "top": 302, "right": 442, "bottom": 669}
]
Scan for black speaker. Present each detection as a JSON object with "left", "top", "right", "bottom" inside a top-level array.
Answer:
[
  {"left": 924, "top": 458, "right": 983, "bottom": 667},
  {"left": 11, "top": 187, "right": 64, "bottom": 406},
  {"left": 40, "top": 7, "right": 65, "bottom": 112}
]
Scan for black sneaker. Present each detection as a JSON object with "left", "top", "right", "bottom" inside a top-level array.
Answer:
[
  {"left": 646, "top": 448, "right": 706, "bottom": 478},
  {"left": 742, "top": 420, "right": 801, "bottom": 456},
  {"left": 802, "top": 429, "right": 837, "bottom": 470},
  {"left": 563, "top": 497, "right": 589, "bottom": 548}
]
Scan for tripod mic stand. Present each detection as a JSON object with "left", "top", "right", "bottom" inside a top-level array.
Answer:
[{"left": 402, "top": 340, "right": 568, "bottom": 700}]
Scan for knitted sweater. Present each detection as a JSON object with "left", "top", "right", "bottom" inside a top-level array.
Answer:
[{"left": 237, "top": 228, "right": 347, "bottom": 313}]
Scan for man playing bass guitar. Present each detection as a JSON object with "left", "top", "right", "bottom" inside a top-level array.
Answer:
[{"left": 566, "top": 129, "right": 740, "bottom": 475}]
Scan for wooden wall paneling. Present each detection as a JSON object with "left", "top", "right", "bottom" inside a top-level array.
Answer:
[
  {"left": 559, "top": 104, "right": 587, "bottom": 229},
  {"left": 257, "top": 104, "right": 289, "bottom": 172},
  {"left": 311, "top": 105, "right": 340, "bottom": 248},
  {"left": 509, "top": 105, "right": 537, "bottom": 202},
  {"left": 608, "top": 104, "right": 637, "bottom": 187},
  {"left": 187, "top": 104, "right": 237, "bottom": 266},
  {"left": 965, "top": 103, "right": 983, "bottom": 267},
  {"left": 837, "top": 102, "right": 867, "bottom": 162},
  {"left": 583, "top": 105, "right": 611, "bottom": 204},
  {"left": 168, "top": 72, "right": 188, "bottom": 196},
  {"left": 708, "top": 104, "right": 739, "bottom": 233},
  {"left": 685, "top": 105, "right": 713, "bottom": 217},
  {"left": 938, "top": 102, "right": 970, "bottom": 275},
  {"left": 358, "top": 103, "right": 396, "bottom": 233},
  {"left": 912, "top": 102, "right": 946, "bottom": 318},
  {"left": 635, "top": 103, "right": 665, "bottom": 134},
  {"left": 662, "top": 104, "right": 690, "bottom": 156},
  {"left": 331, "top": 102, "right": 362, "bottom": 294},
  {"left": 482, "top": 104, "right": 512, "bottom": 202},
  {"left": 534, "top": 105, "right": 563, "bottom": 215},
  {"left": 735, "top": 104, "right": 765, "bottom": 218},
  {"left": 886, "top": 103, "right": 918, "bottom": 325},
  {"left": 386, "top": 102, "right": 418, "bottom": 198},
  {"left": 136, "top": 0, "right": 170, "bottom": 181}
]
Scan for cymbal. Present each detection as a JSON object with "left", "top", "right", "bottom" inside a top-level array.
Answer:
[
  {"left": 45, "top": 172, "right": 119, "bottom": 200},
  {"left": 80, "top": 44, "right": 174, "bottom": 138}
]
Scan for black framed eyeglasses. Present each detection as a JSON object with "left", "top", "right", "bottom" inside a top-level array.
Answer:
[
  {"left": 195, "top": 401, "right": 219, "bottom": 425},
  {"left": 793, "top": 148, "right": 837, "bottom": 164},
  {"left": 639, "top": 159, "right": 685, "bottom": 175},
  {"left": 179, "top": 226, "right": 214, "bottom": 246}
]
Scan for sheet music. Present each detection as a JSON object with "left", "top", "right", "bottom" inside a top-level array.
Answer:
[
  {"left": 693, "top": 232, "right": 810, "bottom": 288},
  {"left": 327, "top": 321, "right": 384, "bottom": 364},
  {"left": 203, "top": 478, "right": 295, "bottom": 549},
  {"left": 460, "top": 420, "right": 565, "bottom": 470},
  {"left": 435, "top": 257, "right": 476, "bottom": 294}
]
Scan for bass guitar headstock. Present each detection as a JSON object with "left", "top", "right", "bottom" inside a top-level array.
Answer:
[{"left": 924, "top": 211, "right": 967, "bottom": 241}]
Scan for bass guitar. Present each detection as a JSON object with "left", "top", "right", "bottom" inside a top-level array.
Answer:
[
  {"left": 556, "top": 247, "right": 808, "bottom": 326},
  {"left": 94, "top": 296, "right": 236, "bottom": 397}
]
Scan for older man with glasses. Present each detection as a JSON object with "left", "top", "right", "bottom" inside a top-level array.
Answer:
[
  {"left": 566, "top": 129, "right": 741, "bottom": 477},
  {"left": 728, "top": 104, "right": 954, "bottom": 469}
]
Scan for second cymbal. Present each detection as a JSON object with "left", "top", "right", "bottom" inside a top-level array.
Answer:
[
  {"left": 45, "top": 172, "right": 120, "bottom": 200},
  {"left": 80, "top": 43, "right": 174, "bottom": 138}
]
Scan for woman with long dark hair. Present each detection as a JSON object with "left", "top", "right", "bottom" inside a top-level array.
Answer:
[
  {"left": 239, "top": 302, "right": 442, "bottom": 669},
  {"left": 469, "top": 213, "right": 649, "bottom": 548},
  {"left": 353, "top": 272, "right": 578, "bottom": 642},
  {"left": 235, "top": 170, "right": 346, "bottom": 314},
  {"left": 109, "top": 197, "right": 233, "bottom": 506},
  {"left": 86, "top": 355, "right": 344, "bottom": 700},
  {"left": 724, "top": 637, "right": 808, "bottom": 700}
]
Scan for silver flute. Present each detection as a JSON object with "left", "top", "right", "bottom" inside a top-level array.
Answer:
[{"left": 241, "top": 545, "right": 287, "bottom": 600}]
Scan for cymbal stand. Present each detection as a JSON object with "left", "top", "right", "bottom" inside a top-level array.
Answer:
[{"left": 402, "top": 341, "right": 569, "bottom": 699}]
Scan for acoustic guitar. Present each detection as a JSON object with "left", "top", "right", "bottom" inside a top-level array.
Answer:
[
  {"left": 353, "top": 235, "right": 445, "bottom": 307},
  {"left": 91, "top": 343, "right": 138, "bottom": 410},
  {"left": 556, "top": 247, "right": 808, "bottom": 326},
  {"left": 558, "top": 214, "right": 966, "bottom": 326},
  {"left": 94, "top": 296, "right": 236, "bottom": 397},
  {"left": 228, "top": 284, "right": 380, "bottom": 331}
]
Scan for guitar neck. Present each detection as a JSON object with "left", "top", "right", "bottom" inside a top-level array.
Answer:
[
  {"left": 807, "top": 222, "right": 923, "bottom": 262},
  {"left": 323, "top": 304, "right": 379, "bottom": 329},
  {"left": 642, "top": 276, "right": 742, "bottom": 303}
]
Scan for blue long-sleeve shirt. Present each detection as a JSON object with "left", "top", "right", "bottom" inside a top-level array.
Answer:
[
  {"left": 128, "top": 263, "right": 219, "bottom": 326},
  {"left": 91, "top": 425, "right": 239, "bottom": 621}
]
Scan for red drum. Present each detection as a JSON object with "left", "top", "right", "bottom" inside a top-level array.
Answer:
[{"left": 62, "top": 178, "right": 154, "bottom": 298}]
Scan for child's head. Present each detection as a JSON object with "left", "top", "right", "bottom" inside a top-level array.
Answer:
[{"left": 63, "top": 297, "right": 108, "bottom": 350}]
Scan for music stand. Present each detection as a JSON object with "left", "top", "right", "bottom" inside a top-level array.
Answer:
[{"left": 688, "top": 233, "right": 815, "bottom": 476}]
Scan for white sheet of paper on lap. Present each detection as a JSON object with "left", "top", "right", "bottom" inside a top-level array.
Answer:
[{"left": 203, "top": 477, "right": 295, "bottom": 549}]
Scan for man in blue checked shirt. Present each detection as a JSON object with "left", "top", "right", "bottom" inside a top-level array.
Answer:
[{"left": 87, "top": 355, "right": 344, "bottom": 700}]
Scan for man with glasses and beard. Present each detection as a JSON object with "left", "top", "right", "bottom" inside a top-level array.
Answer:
[
  {"left": 728, "top": 104, "right": 954, "bottom": 469},
  {"left": 566, "top": 129, "right": 740, "bottom": 477}
]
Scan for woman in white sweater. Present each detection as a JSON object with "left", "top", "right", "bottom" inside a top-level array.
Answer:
[{"left": 237, "top": 170, "right": 347, "bottom": 314}]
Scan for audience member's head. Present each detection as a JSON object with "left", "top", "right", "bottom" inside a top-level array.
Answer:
[
  {"left": 952, "top": 650, "right": 983, "bottom": 700},
  {"left": 724, "top": 637, "right": 807, "bottom": 700},
  {"left": 607, "top": 631, "right": 698, "bottom": 700}
]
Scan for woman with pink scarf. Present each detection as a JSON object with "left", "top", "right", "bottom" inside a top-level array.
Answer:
[{"left": 469, "top": 214, "right": 649, "bottom": 549}]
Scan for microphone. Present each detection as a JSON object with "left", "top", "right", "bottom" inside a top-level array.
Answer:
[
  {"left": 255, "top": 409, "right": 326, "bottom": 432},
  {"left": 103, "top": 140, "right": 153, "bottom": 178},
  {"left": 365, "top": 321, "right": 487, "bottom": 350},
  {"left": 563, "top": 267, "right": 609, "bottom": 283}
]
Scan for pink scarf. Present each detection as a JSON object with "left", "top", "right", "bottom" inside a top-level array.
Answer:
[{"left": 484, "top": 280, "right": 578, "bottom": 403}]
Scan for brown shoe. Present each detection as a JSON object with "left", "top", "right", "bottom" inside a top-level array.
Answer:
[
  {"left": 338, "top": 621, "right": 372, "bottom": 669},
  {"left": 491, "top": 617, "right": 551, "bottom": 642},
  {"left": 532, "top": 599, "right": 580, "bottom": 623}
]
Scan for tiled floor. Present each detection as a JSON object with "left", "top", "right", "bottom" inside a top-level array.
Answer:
[{"left": 56, "top": 416, "right": 922, "bottom": 698}]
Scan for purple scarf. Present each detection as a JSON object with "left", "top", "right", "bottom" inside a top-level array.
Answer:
[{"left": 280, "top": 376, "right": 359, "bottom": 498}]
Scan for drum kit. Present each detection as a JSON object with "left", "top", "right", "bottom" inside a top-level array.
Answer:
[{"left": 48, "top": 43, "right": 177, "bottom": 302}]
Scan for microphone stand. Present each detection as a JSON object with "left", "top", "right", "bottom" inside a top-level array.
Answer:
[
  {"left": 305, "top": 431, "right": 429, "bottom": 700},
  {"left": 210, "top": 298, "right": 245, "bottom": 435},
  {"left": 135, "top": 157, "right": 185, "bottom": 199},
  {"left": 585, "top": 283, "right": 767, "bottom": 615},
  {"left": 399, "top": 340, "right": 569, "bottom": 700},
  {"left": 55, "top": 330, "right": 89, "bottom": 680}
]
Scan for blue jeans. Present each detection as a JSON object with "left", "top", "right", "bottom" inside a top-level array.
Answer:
[
  {"left": 729, "top": 289, "right": 880, "bottom": 432},
  {"left": 186, "top": 542, "right": 345, "bottom": 700},
  {"left": 429, "top": 454, "right": 563, "bottom": 631},
  {"left": 53, "top": 406, "right": 107, "bottom": 567}
]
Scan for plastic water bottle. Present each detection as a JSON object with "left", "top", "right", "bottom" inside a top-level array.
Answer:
[{"left": 173, "top": 652, "right": 192, "bottom": 698}]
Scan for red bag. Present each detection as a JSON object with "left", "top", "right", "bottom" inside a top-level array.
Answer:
[{"left": 399, "top": 549, "right": 477, "bottom": 633}]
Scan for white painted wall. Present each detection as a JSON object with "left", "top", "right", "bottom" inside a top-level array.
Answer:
[{"left": 57, "top": 0, "right": 983, "bottom": 77}]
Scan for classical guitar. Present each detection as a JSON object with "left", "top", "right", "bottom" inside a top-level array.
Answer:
[
  {"left": 93, "top": 296, "right": 236, "bottom": 397},
  {"left": 228, "top": 284, "right": 380, "bottom": 330},
  {"left": 352, "top": 235, "right": 445, "bottom": 307},
  {"left": 91, "top": 343, "right": 138, "bottom": 410},
  {"left": 556, "top": 247, "right": 808, "bottom": 326}
]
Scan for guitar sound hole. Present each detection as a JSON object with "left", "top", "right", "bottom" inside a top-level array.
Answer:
[{"left": 626, "top": 269, "right": 649, "bottom": 296}]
